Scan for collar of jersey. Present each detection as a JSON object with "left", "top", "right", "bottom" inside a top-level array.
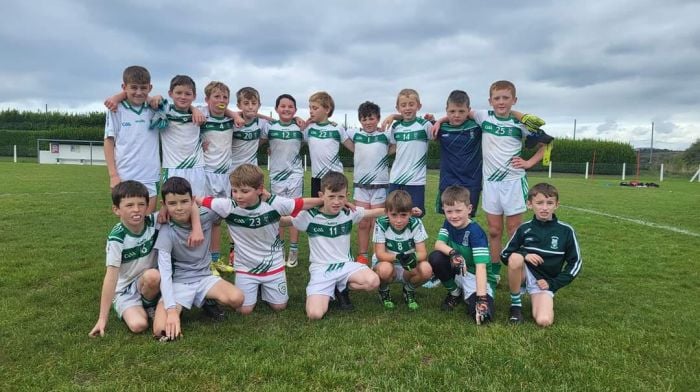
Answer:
[
  {"left": 399, "top": 118, "right": 418, "bottom": 126},
  {"left": 493, "top": 113, "right": 515, "bottom": 122},
  {"left": 242, "top": 197, "right": 262, "bottom": 210},
  {"left": 532, "top": 214, "right": 558, "bottom": 225},
  {"left": 121, "top": 100, "right": 146, "bottom": 115}
]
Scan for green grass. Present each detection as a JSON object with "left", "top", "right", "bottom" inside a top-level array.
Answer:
[{"left": 1, "top": 163, "right": 699, "bottom": 391}]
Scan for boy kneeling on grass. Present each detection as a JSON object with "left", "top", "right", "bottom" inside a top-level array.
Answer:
[
  {"left": 153, "top": 177, "right": 244, "bottom": 341},
  {"left": 501, "top": 183, "right": 582, "bottom": 326}
]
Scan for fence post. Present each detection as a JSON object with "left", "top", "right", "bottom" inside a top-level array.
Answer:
[
  {"left": 14, "top": 145, "right": 17, "bottom": 163},
  {"left": 548, "top": 162, "right": 552, "bottom": 179},
  {"left": 660, "top": 164, "right": 664, "bottom": 182},
  {"left": 585, "top": 162, "right": 589, "bottom": 180},
  {"left": 621, "top": 162, "right": 626, "bottom": 181}
]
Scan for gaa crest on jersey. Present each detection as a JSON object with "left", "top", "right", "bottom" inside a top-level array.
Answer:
[
  {"left": 550, "top": 236, "right": 559, "bottom": 249},
  {"left": 461, "top": 231, "right": 471, "bottom": 246}
]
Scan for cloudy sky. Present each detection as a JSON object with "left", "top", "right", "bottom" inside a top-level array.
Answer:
[{"left": 1, "top": 0, "right": 699, "bottom": 150}]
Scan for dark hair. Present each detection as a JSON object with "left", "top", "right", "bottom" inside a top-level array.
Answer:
[
  {"left": 123, "top": 65, "right": 150, "bottom": 85},
  {"left": 112, "top": 180, "right": 148, "bottom": 206},
  {"left": 441, "top": 185, "right": 471, "bottom": 207},
  {"left": 160, "top": 176, "right": 193, "bottom": 200},
  {"left": 358, "top": 101, "right": 380, "bottom": 121},
  {"left": 528, "top": 183, "right": 559, "bottom": 201},
  {"left": 169, "top": 75, "right": 196, "bottom": 93},
  {"left": 385, "top": 190, "right": 413, "bottom": 213},
  {"left": 320, "top": 171, "right": 348, "bottom": 193},
  {"left": 446, "top": 90, "right": 470, "bottom": 107},
  {"left": 276, "top": 94, "right": 297, "bottom": 108},
  {"left": 229, "top": 163, "right": 264, "bottom": 189}
]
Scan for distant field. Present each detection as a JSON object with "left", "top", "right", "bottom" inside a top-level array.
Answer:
[{"left": 0, "top": 163, "right": 698, "bottom": 390}]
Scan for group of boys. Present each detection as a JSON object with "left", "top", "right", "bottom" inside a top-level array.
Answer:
[{"left": 90, "top": 65, "right": 582, "bottom": 340}]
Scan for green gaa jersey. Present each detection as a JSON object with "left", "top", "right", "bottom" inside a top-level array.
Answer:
[
  {"left": 347, "top": 128, "right": 390, "bottom": 186},
  {"left": 304, "top": 121, "right": 348, "bottom": 178},
  {"left": 373, "top": 216, "right": 428, "bottom": 255},
  {"left": 262, "top": 120, "right": 304, "bottom": 182},
  {"left": 292, "top": 207, "right": 365, "bottom": 271},
  {"left": 160, "top": 102, "right": 204, "bottom": 170},
  {"left": 389, "top": 118, "right": 430, "bottom": 185},
  {"left": 105, "top": 213, "right": 160, "bottom": 293}
]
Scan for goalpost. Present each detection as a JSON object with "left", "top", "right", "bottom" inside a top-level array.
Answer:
[{"left": 691, "top": 165, "right": 700, "bottom": 182}]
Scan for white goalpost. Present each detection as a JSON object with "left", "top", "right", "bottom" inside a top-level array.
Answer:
[{"left": 690, "top": 165, "right": 700, "bottom": 182}]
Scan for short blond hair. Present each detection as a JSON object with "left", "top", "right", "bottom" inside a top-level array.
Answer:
[
  {"left": 441, "top": 185, "right": 471, "bottom": 207},
  {"left": 309, "top": 91, "right": 335, "bottom": 117},
  {"left": 204, "top": 81, "right": 230, "bottom": 98},
  {"left": 236, "top": 87, "right": 260, "bottom": 103},
  {"left": 229, "top": 163, "right": 264, "bottom": 189},
  {"left": 123, "top": 65, "right": 150, "bottom": 85},
  {"left": 489, "top": 80, "right": 516, "bottom": 97},
  {"left": 396, "top": 88, "right": 421, "bottom": 106}
]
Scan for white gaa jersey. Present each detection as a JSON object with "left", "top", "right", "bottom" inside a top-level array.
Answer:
[
  {"left": 105, "top": 213, "right": 159, "bottom": 293},
  {"left": 262, "top": 120, "right": 304, "bottom": 182},
  {"left": 104, "top": 101, "right": 160, "bottom": 184},
  {"left": 203, "top": 195, "right": 302, "bottom": 274},
  {"left": 199, "top": 106, "right": 234, "bottom": 174},
  {"left": 346, "top": 128, "right": 390, "bottom": 186},
  {"left": 292, "top": 207, "right": 365, "bottom": 271},
  {"left": 231, "top": 118, "right": 267, "bottom": 169},
  {"left": 473, "top": 109, "right": 527, "bottom": 182},
  {"left": 373, "top": 216, "right": 428, "bottom": 255},
  {"left": 388, "top": 118, "right": 430, "bottom": 185},
  {"left": 160, "top": 103, "right": 204, "bottom": 169},
  {"left": 304, "top": 122, "right": 348, "bottom": 178}
]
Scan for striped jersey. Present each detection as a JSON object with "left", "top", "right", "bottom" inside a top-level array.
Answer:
[
  {"left": 500, "top": 214, "right": 582, "bottom": 293},
  {"left": 437, "top": 120, "right": 482, "bottom": 190},
  {"left": 231, "top": 118, "right": 267, "bottom": 169},
  {"left": 373, "top": 216, "right": 428, "bottom": 255},
  {"left": 346, "top": 128, "right": 390, "bottom": 186},
  {"left": 160, "top": 102, "right": 204, "bottom": 170},
  {"left": 388, "top": 118, "right": 431, "bottom": 185},
  {"left": 202, "top": 195, "right": 303, "bottom": 275},
  {"left": 262, "top": 120, "right": 304, "bottom": 182},
  {"left": 292, "top": 207, "right": 365, "bottom": 271},
  {"left": 304, "top": 121, "right": 349, "bottom": 178},
  {"left": 154, "top": 208, "right": 219, "bottom": 309},
  {"left": 104, "top": 101, "right": 160, "bottom": 184},
  {"left": 105, "top": 213, "right": 160, "bottom": 293},
  {"left": 199, "top": 106, "right": 235, "bottom": 174},
  {"left": 472, "top": 110, "right": 528, "bottom": 182},
  {"left": 437, "top": 220, "right": 492, "bottom": 281}
]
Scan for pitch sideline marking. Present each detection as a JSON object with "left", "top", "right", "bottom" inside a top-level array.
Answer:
[
  {"left": 562, "top": 205, "right": 700, "bottom": 238},
  {"left": 0, "top": 191, "right": 103, "bottom": 197}
]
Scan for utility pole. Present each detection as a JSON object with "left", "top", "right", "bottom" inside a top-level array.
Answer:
[
  {"left": 573, "top": 118, "right": 577, "bottom": 140},
  {"left": 649, "top": 122, "right": 654, "bottom": 164}
]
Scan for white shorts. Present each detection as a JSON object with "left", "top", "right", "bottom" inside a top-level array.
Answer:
[
  {"left": 371, "top": 260, "right": 406, "bottom": 284},
  {"left": 140, "top": 182, "right": 158, "bottom": 197},
  {"left": 163, "top": 167, "right": 206, "bottom": 196},
  {"left": 172, "top": 275, "right": 222, "bottom": 309},
  {"left": 205, "top": 172, "right": 231, "bottom": 198},
  {"left": 522, "top": 267, "right": 555, "bottom": 298},
  {"left": 306, "top": 262, "right": 368, "bottom": 298},
  {"left": 113, "top": 278, "right": 146, "bottom": 318},
  {"left": 353, "top": 186, "right": 388, "bottom": 205},
  {"left": 236, "top": 270, "right": 289, "bottom": 307},
  {"left": 481, "top": 178, "right": 528, "bottom": 216},
  {"left": 455, "top": 271, "right": 495, "bottom": 299},
  {"left": 271, "top": 177, "right": 303, "bottom": 198}
]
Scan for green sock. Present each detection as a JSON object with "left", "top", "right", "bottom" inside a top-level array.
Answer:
[
  {"left": 444, "top": 278, "right": 458, "bottom": 293},
  {"left": 211, "top": 252, "right": 220, "bottom": 262},
  {"left": 510, "top": 292, "right": 522, "bottom": 307},
  {"left": 491, "top": 262, "right": 501, "bottom": 274},
  {"left": 360, "top": 252, "right": 368, "bottom": 258},
  {"left": 404, "top": 281, "right": 415, "bottom": 292},
  {"left": 290, "top": 242, "right": 298, "bottom": 252},
  {"left": 380, "top": 283, "right": 389, "bottom": 291}
]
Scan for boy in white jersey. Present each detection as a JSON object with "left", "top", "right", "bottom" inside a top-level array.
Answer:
[
  {"left": 304, "top": 91, "right": 354, "bottom": 198},
  {"left": 153, "top": 177, "right": 244, "bottom": 341},
  {"left": 89, "top": 181, "right": 161, "bottom": 337},
  {"left": 199, "top": 164, "right": 323, "bottom": 315},
  {"left": 103, "top": 66, "right": 159, "bottom": 213},
  {"left": 260, "top": 94, "right": 304, "bottom": 268},
  {"left": 346, "top": 101, "right": 392, "bottom": 266},
  {"left": 373, "top": 190, "right": 431, "bottom": 311},
  {"left": 470, "top": 81, "right": 547, "bottom": 283},
  {"left": 292, "top": 171, "right": 385, "bottom": 320},
  {"left": 231, "top": 87, "right": 268, "bottom": 169},
  {"left": 199, "top": 81, "right": 236, "bottom": 276},
  {"left": 382, "top": 89, "right": 431, "bottom": 218}
]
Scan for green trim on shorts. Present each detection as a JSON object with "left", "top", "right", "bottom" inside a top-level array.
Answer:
[{"left": 521, "top": 176, "right": 529, "bottom": 203}]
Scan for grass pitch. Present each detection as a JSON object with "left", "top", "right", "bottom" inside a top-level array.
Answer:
[{"left": 0, "top": 163, "right": 698, "bottom": 391}]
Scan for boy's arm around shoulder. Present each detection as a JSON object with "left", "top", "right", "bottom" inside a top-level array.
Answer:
[
  {"left": 362, "top": 207, "right": 386, "bottom": 220},
  {"left": 548, "top": 225, "right": 583, "bottom": 292},
  {"left": 88, "top": 266, "right": 120, "bottom": 337}
]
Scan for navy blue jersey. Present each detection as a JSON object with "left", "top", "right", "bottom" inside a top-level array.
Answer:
[{"left": 437, "top": 120, "right": 482, "bottom": 191}]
